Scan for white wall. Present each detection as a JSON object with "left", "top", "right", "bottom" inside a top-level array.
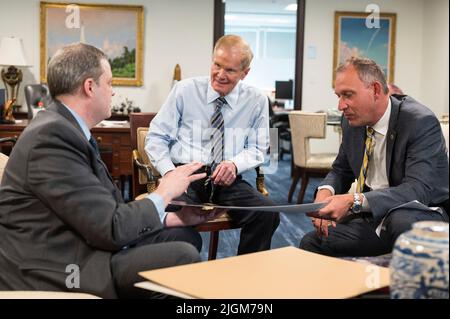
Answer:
[
  {"left": 302, "top": 0, "right": 449, "bottom": 154},
  {"left": 0, "top": 0, "right": 214, "bottom": 112},
  {"left": 421, "top": 0, "right": 449, "bottom": 117}
]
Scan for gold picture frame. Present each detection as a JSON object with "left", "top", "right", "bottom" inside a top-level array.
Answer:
[
  {"left": 40, "top": 1, "right": 144, "bottom": 86},
  {"left": 333, "top": 11, "right": 396, "bottom": 86}
]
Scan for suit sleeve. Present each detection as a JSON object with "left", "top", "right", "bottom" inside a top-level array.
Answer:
[
  {"left": 26, "top": 124, "right": 163, "bottom": 251},
  {"left": 364, "top": 114, "right": 445, "bottom": 221}
]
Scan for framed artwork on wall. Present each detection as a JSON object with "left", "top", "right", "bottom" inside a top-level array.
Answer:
[
  {"left": 40, "top": 2, "right": 144, "bottom": 86},
  {"left": 333, "top": 11, "right": 396, "bottom": 86}
]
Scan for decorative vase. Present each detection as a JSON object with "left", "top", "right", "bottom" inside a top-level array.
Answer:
[{"left": 390, "top": 221, "right": 449, "bottom": 299}]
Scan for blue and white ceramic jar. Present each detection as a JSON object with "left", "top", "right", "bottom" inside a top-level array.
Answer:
[{"left": 390, "top": 221, "right": 449, "bottom": 299}]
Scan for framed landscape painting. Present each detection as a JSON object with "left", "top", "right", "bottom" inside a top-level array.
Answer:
[
  {"left": 333, "top": 11, "right": 396, "bottom": 86},
  {"left": 40, "top": 2, "right": 144, "bottom": 86}
]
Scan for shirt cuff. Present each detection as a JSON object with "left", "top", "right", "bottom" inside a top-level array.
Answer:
[
  {"left": 147, "top": 192, "right": 167, "bottom": 224},
  {"left": 317, "top": 185, "right": 335, "bottom": 195},
  {"left": 361, "top": 193, "right": 371, "bottom": 212},
  {"left": 157, "top": 159, "right": 176, "bottom": 177}
]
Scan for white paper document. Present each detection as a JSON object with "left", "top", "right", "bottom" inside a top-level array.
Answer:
[{"left": 169, "top": 200, "right": 326, "bottom": 214}]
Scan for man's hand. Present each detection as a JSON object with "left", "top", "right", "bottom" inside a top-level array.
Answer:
[
  {"left": 308, "top": 189, "right": 338, "bottom": 238},
  {"left": 314, "top": 188, "right": 333, "bottom": 203},
  {"left": 165, "top": 207, "right": 227, "bottom": 227},
  {"left": 211, "top": 161, "right": 237, "bottom": 186},
  {"left": 153, "top": 162, "right": 206, "bottom": 207},
  {"left": 315, "top": 193, "right": 354, "bottom": 222},
  {"left": 311, "top": 218, "right": 336, "bottom": 237}
]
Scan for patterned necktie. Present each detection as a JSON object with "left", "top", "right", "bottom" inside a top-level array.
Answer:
[
  {"left": 89, "top": 136, "right": 100, "bottom": 157},
  {"left": 210, "top": 97, "right": 226, "bottom": 170},
  {"left": 356, "top": 127, "right": 375, "bottom": 193}
]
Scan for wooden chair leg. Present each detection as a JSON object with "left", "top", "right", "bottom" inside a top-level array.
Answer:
[
  {"left": 297, "top": 171, "right": 309, "bottom": 204},
  {"left": 208, "top": 231, "right": 219, "bottom": 260},
  {"left": 288, "top": 167, "right": 300, "bottom": 203}
]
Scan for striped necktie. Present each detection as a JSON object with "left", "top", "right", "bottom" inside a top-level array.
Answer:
[
  {"left": 356, "top": 127, "right": 375, "bottom": 193},
  {"left": 210, "top": 97, "right": 226, "bottom": 170}
]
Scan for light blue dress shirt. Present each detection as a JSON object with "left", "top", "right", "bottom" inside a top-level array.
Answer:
[
  {"left": 62, "top": 104, "right": 166, "bottom": 222},
  {"left": 146, "top": 76, "right": 270, "bottom": 177}
]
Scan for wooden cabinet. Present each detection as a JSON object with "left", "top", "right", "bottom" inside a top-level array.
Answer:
[
  {"left": 0, "top": 120, "right": 132, "bottom": 198},
  {"left": 92, "top": 125, "right": 132, "bottom": 178}
]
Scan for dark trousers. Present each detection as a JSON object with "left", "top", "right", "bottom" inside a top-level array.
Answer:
[
  {"left": 111, "top": 227, "right": 202, "bottom": 298},
  {"left": 299, "top": 204, "right": 449, "bottom": 257},
  {"left": 181, "top": 174, "right": 280, "bottom": 255}
]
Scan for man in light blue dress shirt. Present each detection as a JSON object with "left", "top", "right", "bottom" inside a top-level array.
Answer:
[{"left": 146, "top": 35, "right": 280, "bottom": 255}]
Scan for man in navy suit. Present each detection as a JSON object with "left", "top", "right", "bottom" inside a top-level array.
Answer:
[{"left": 300, "top": 57, "right": 448, "bottom": 257}]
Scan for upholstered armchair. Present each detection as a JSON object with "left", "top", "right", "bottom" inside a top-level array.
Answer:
[{"left": 288, "top": 111, "right": 337, "bottom": 204}]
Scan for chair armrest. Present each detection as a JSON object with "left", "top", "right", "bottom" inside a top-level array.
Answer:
[
  {"left": 132, "top": 149, "right": 158, "bottom": 193},
  {"left": 255, "top": 166, "right": 269, "bottom": 197},
  {"left": 0, "top": 137, "right": 17, "bottom": 145}
]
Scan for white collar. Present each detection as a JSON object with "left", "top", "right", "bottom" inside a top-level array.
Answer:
[
  {"left": 206, "top": 79, "right": 241, "bottom": 109},
  {"left": 371, "top": 98, "right": 391, "bottom": 136}
]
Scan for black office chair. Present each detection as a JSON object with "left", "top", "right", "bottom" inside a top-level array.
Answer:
[
  {"left": 24, "top": 84, "right": 52, "bottom": 120},
  {"left": 268, "top": 98, "right": 291, "bottom": 160}
]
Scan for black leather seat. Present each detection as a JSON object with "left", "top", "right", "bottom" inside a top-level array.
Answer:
[{"left": 24, "top": 84, "right": 52, "bottom": 119}]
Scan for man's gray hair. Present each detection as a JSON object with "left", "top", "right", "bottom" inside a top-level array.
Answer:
[
  {"left": 47, "top": 42, "right": 107, "bottom": 98},
  {"left": 214, "top": 35, "right": 253, "bottom": 70},
  {"left": 336, "top": 56, "right": 389, "bottom": 94}
]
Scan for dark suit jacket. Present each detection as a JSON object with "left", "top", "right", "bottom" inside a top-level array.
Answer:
[
  {"left": 320, "top": 95, "right": 449, "bottom": 222},
  {"left": 0, "top": 101, "right": 162, "bottom": 298}
]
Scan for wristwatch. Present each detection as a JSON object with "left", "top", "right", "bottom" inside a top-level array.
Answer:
[{"left": 351, "top": 193, "right": 362, "bottom": 214}]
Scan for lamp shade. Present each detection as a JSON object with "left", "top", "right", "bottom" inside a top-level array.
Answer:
[{"left": 0, "top": 37, "right": 29, "bottom": 67}]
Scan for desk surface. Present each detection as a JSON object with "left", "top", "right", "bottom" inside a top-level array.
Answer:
[{"left": 0, "top": 119, "right": 129, "bottom": 130}]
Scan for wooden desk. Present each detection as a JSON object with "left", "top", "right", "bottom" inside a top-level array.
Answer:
[{"left": 0, "top": 120, "right": 132, "bottom": 199}]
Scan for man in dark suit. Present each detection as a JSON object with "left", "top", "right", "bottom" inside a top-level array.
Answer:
[
  {"left": 300, "top": 57, "right": 449, "bottom": 257},
  {"left": 0, "top": 43, "right": 224, "bottom": 298}
]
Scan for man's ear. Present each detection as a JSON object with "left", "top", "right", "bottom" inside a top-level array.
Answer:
[
  {"left": 241, "top": 67, "right": 250, "bottom": 80},
  {"left": 83, "top": 78, "right": 95, "bottom": 97},
  {"left": 373, "top": 81, "right": 383, "bottom": 98}
]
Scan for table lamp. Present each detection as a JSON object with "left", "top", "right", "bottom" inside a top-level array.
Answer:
[{"left": 0, "top": 37, "right": 29, "bottom": 123}]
